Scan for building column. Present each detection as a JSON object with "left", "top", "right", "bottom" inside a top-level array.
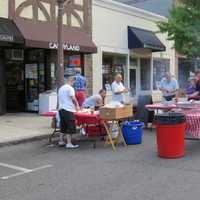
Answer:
[{"left": 84, "top": 54, "right": 93, "bottom": 95}]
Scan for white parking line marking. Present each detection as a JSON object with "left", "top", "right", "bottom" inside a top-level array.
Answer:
[
  {"left": 30, "top": 165, "right": 52, "bottom": 172},
  {"left": 0, "top": 163, "right": 53, "bottom": 180},
  {"left": 0, "top": 162, "right": 31, "bottom": 172},
  {"left": 1, "top": 171, "right": 31, "bottom": 180}
]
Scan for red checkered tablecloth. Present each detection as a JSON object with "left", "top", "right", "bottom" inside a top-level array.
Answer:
[{"left": 184, "top": 111, "right": 200, "bottom": 139}]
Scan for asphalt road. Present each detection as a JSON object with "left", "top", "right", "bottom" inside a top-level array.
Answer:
[{"left": 1, "top": 131, "right": 200, "bottom": 200}]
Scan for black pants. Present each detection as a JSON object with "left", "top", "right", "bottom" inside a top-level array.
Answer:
[{"left": 59, "top": 109, "right": 76, "bottom": 134}]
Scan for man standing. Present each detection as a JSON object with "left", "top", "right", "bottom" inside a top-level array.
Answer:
[
  {"left": 111, "top": 74, "right": 128, "bottom": 103},
  {"left": 159, "top": 72, "right": 179, "bottom": 101},
  {"left": 74, "top": 68, "right": 86, "bottom": 106},
  {"left": 58, "top": 76, "right": 80, "bottom": 149}
]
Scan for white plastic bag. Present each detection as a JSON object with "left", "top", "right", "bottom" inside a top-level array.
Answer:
[
  {"left": 123, "top": 92, "right": 131, "bottom": 104},
  {"left": 111, "top": 123, "right": 118, "bottom": 139}
]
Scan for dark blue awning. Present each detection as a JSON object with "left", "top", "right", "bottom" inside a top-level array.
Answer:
[{"left": 128, "top": 26, "right": 166, "bottom": 52}]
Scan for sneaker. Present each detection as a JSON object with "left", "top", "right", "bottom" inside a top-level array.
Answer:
[
  {"left": 80, "top": 128, "right": 86, "bottom": 136},
  {"left": 58, "top": 141, "right": 65, "bottom": 147},
  {"left": 65, "top": 143, "right": 79, "bottom": 149}
]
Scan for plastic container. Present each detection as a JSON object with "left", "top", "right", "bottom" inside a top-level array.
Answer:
[
  {"left": 122, "top": 121, "right": 144, "bottom": 145},
  {"left": 155, "top": 113, "right": 186, "bottom": 158}
]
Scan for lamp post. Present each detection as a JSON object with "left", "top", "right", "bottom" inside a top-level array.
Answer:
[{"left": 57, "top": 0, "right": 71, "bottom": 88}]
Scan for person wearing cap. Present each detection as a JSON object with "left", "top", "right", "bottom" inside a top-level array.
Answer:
[
  {"left": 159, "top": 72, "right": 179, "bottom": 101},
  {"left": 111, "top": 74, "right": 128, "bottom": 103},
  {"left": 74, "top": 68, "right": 86, "bottom": 107},
  {"left": 58, "top": 76, "right": 80, "bottom": 149}
]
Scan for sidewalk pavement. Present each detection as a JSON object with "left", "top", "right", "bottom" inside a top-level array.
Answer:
[{"left": 0, "top": 113, "right": 52, "bottom": 146}]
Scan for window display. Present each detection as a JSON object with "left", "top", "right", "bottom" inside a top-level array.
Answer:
[
  {"left": 64, "top": 54, "right": 82, "bottom": 77},
  {"left": 25, "top": 50, "right": 46, "bottom": 112}
]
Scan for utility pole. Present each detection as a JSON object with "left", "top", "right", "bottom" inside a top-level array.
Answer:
[{"left": 57, "top": 0, "right": 71, "bottom": 88}]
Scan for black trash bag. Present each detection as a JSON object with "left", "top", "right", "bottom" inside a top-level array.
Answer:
[
  {"left": 134, "top": 95, "right": 154, "bottom": 125},
  {"left": 154, "top": 112, "right": 186, "bottom": 125}
]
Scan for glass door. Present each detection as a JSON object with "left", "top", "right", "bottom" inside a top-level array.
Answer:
[
  {"left": 5, "top": 61, "right": 25, "bottom": 112},
  {"left": 130, "top": 68, "right": 137, "bottom": 96},
  {"left": 129, "top": 57, "right": 138, "bottom": 97}
]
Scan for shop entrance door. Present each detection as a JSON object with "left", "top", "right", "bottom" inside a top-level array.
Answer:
[
  {"left": 130, "top": 68, "right": 137, "bottom": 96},
  {"left": 129, "top": 57, "right": 138, "bottom": 97},
  {"left": 5, "top": 61, "right": 25, "bottom": 112}
]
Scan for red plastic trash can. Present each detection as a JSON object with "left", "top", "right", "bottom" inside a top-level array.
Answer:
[
  {"left": 156, "top": 123, "right": 186, "bottom": 158},
  {"left": 155, "top": 113, "right": 186, "bottom": 159}
]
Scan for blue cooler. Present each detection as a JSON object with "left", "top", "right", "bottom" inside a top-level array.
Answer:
[{"left": 122, "top": 121, "right": 144, "bottom": 145}]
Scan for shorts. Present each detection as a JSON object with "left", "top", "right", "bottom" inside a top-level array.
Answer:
[{"left": 59, "top": 109, "right": 76, "bottom": 134}]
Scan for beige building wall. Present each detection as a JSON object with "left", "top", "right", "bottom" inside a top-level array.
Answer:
[
  {"left": 92, "top": 0, "right": 176, "bottom": 100},
  {"left": 0, "top": 0, "right": 9, "bottom": 18}
]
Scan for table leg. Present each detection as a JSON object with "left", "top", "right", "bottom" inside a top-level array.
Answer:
[
  {"left": 49, "top": 127, "right": 59, "bottom": 144},
  {"left": 102, "top": 121, "right": 116, "bottom": 151},
  {"left": 114, "top": 121, "right": 127, "bottom": 147}
]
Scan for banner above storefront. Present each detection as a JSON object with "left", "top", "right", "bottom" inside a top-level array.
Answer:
[
  {"left": 14, "top": 18, "right": 97, "bottom": 54},
  {"left": 49, "top": 43, "right": 80, "bottom": 52},
  {"left": 0, "top": 34, "right": 14, "bottom": 42}
]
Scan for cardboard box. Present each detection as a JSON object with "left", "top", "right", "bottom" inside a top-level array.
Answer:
[{"left": 100, "top": 105, "right": 133, "bottom": 120}]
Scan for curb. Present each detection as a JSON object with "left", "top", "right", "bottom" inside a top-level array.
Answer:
[{"left": 0, "top": 134, "right": 50, "bottom": 148}]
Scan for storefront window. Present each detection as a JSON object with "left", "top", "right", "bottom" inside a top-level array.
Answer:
[
  {"left": 25, "top": 49, "right": 45, "bottom": 112},
  {"left": 140, "top": 58, "right": 151, "bottom": 90},
  {"left": 64, "top": 54, "right": 82, "bottom": 77},
  {"left": 153, "top": 58, "right": 170, "bottom": 90},
  {"left": 102, "top": 53, "right": 126, "bottom": 91},
  {"left": 178, "top": 58, "right": 200, "bottom": 89}
]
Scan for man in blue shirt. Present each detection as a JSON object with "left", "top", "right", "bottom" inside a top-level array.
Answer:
[
  {"left": 82, "top": 89, "right": 106, "bottom": 109},
  {"left": 74, "top": 68, "right": 86, "bottom": 106},
  {"left": 159, "top": 72, "right": 179, "bottom": 101}
]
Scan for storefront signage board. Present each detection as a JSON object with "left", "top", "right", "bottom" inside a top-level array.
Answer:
[
  {"left": 0, "top": 34, "right": 14, "bottom": 42},
  {"left": 49, "top": 42, "right": 80, "bottom": 52}
]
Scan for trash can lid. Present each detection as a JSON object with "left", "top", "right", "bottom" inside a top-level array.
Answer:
[
  {"left": 123, "top": 121, "right": 144, "bottom": 127},
  {"left": 155, "top": 112, "right": 185, "bottom": 118},
  {"left": 155, "top": 112, "right": 185, "bottom": 125}
]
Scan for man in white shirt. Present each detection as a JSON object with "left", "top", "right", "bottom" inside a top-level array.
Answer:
[
  {"left": 159, "top": 72, "right": 179, "bottom": 101},
  {"left": 111, "top": 74, "right": 128, "bottom": 103},
  {"left": 58, "top": 76, "right": 80, "bottom": 149}
]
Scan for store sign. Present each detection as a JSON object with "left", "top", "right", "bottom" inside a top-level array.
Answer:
[
  {"left": 0, "top": 34, "right": 14, "bottom": 42},
  {"left": 49, "top": 42, "right": 80, "bottom": 52}
]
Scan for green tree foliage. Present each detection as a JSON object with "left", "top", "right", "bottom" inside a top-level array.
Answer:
[{"left": 158, "top": 0, "right": 200, "bottom": 58}]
